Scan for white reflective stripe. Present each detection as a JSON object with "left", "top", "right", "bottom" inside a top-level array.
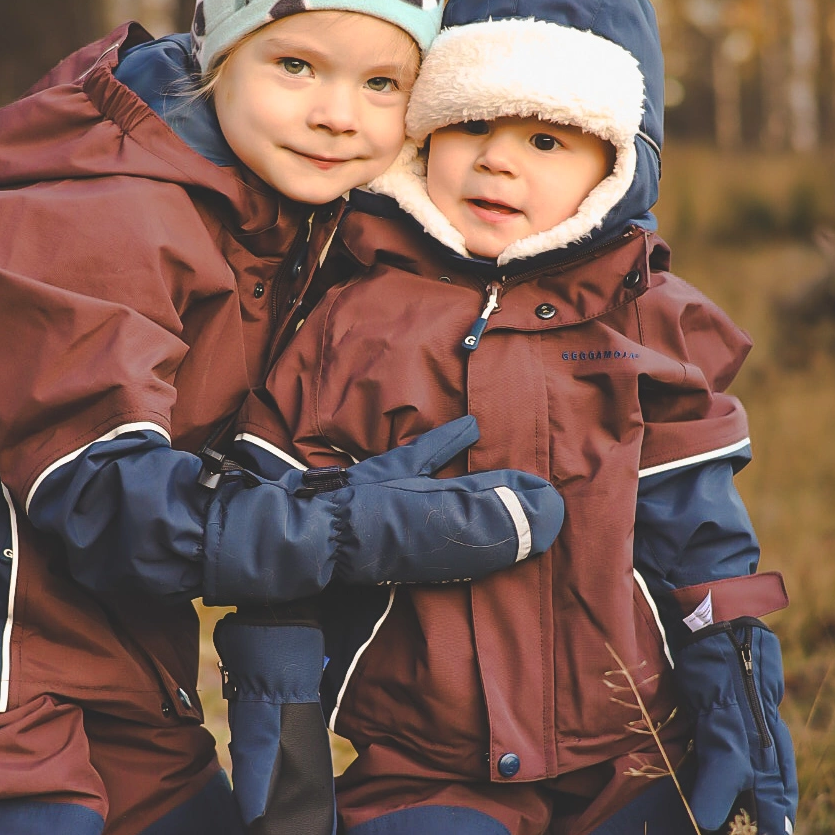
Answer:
[
  {"left": 633, "top": 568, "right": 674, "bottom": 669},
  {"left": 493, "top": 485, "right": 531, "bottom": 562},
  {"left": 234, "top": 433, "right": 306, "bottom": 470},
  {"left": 329, "top": 587, "right": 396, "bottom": 732},
  {"left": 329, "top": 445, "right": 359, "bottom": 465},
  {"left": 785, "top": 816, "right": 793, "bottom": 834},
  {"left": 638, "top": 438, "right": 750, "bottom": 479},
  {"left": 25, "top": 422, "right": 172, "bottom": 514},
  {"left": 1, "top": 483, "right": 20, "bottom": 713}
]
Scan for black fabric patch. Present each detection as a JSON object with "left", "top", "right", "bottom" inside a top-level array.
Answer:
[
  {"left": 269, "top": 0, "right": 308, "bottom": 19},
  {"left": 192, "top": 2, "right": 206, "bottom": 36}
]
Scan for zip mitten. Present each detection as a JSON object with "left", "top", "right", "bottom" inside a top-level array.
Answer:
[
  {"left": 214, "top": 612, "right": 335, "bottom": 835},
  {"left": 674, "top": 617, "right": 797, "bottom": 834},
  {"left": 203, "top": 416, "right": 564, "bottom": 605}
]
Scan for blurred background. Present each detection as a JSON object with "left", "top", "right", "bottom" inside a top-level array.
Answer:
[{"left": 2, "top": 0, "right": 835, "bottom": 830}]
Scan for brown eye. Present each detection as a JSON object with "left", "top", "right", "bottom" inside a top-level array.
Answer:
[
  {"left": 462, "top": 120, "right": 490, "bottom": 135},
  {"left": 532, "top": 134, "right": 559, "bottom": 151}
]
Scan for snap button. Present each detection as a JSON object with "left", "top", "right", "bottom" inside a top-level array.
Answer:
[
  {"left": 293, "top": 261, "right": 303, "bottom": 277},
  {"left": 177, "top": 688, "right": 193, "bottom": 710},
  {"left": 498, "top": 753, "right": 521, "bottom": 777},
  {"left": 253, "top": 282, "right": 265, "bottom": 299},
  {"left": 535, "top": 303, "right": 556, "bottom": 320},
  {"left": 623, "top": 270, "right": 641, "bottom": 288},
  {"left": 161, "top": 701, "right": 173, "bottom": 718}
]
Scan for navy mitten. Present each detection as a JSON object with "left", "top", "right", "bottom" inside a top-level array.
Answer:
[
  {"left": 213, "top": 612, "right": 335, "bottom": 835},
  {"left": 675, "top": 617, "right": 797, "bottom": 834},
  {"left": 204, "top": 416, "right": 564, "bottom": 605}
]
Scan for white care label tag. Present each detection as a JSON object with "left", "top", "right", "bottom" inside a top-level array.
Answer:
[{"left": 683, "top": 590, "right": 714, "bottom": 632}]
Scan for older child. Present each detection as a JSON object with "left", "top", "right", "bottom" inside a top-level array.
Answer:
[
  {"left": 0, "top": 1, "right": 564, "bottom": 833},
  {"left": 250, "top": 0, "right": 799, "bottom": 833}
]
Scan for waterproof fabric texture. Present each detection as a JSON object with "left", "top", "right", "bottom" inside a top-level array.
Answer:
[
  {"left": 675, "top": 618, "right": 797, "bottom": 834},
  {"left": 213, "top": 617, "right": 334, "bottom": 834},
  {"left": 204, "top": 416, "right": 564, "bottom": 604}
]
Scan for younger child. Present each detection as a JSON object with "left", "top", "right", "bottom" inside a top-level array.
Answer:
[
  {"left": 0, "top": 1, "right": 563, "bottom": 833},
  {"left": 249, "top": 0, "right": 799, "bottom": 833}
]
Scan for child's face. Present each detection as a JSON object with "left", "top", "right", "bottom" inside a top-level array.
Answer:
[
  {"left": 426, "top": 117, "right": 615, "bottom": 259},
  {"left": 213, "top": 12, "right": 419, "bottom": 205}
]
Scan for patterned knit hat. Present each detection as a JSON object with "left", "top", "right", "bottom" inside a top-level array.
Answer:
[{"left": 192, "top": 0, "right": 444, "bottom": 74}]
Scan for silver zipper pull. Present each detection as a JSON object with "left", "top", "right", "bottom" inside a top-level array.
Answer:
[
  {"left": 741, "top": 643, "right": 754, "bottom": 674},
  {"left": 463, "top": 282, "right": 501, "bottom": 352}
]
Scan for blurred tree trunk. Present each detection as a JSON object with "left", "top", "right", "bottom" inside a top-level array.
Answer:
[
  {"left": 0, "top": 0, "right": 105, "bottom": 105},
  {"left": 175, "top": 0, "right": 195, "bottom": 33},
  {"left": 713, "top": 37, "right": 743, "bottom": 149},
  {"left": 759, "top": 0, "right": 789, "bottom": 150},
  {"left": 787, "top": 0, "right": 820, "bottom": 150}
]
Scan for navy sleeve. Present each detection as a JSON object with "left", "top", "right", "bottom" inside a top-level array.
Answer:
[
  {"left": 25, "top": 431, "right": 300, "bottom": 602},
  {"left": 634, "top": 448, "right": 759, "bottom": 603},
  {"left": 27, "top": 430, "right": 208, "bottom": 601}
]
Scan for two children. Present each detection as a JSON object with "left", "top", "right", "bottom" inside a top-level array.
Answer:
[
  {"left": 0, "top": 1, "right": 564, "bottom": 833},
  {"left": 248, "top": 0, "right": 799, "bottom": 833}
]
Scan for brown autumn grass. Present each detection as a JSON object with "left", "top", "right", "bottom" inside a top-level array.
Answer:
[{"left": 197, "top": 142, "right": 835, "bottom": 832}]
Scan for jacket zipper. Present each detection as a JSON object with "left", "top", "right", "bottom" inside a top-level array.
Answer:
[
  {"left": 462, "top": 229, "right": 639, "bottom": 352},
  {"left": 727, "top": 623, "right": 773, "bottom": 749},
  {"left": 463, "top": 281, "right": 502, "bottom": 351}
]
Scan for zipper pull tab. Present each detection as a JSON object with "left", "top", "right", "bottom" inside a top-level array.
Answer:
[
  {"left": 741, "top": 643, "right": 754, "bottom": 674},
  {"left": 463, "top": 282, "right": 501, "bottom": 352}
]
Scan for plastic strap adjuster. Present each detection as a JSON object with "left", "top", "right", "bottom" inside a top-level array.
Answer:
[{"left": 295, "top": 466, "right": 349, "bottom": 497}]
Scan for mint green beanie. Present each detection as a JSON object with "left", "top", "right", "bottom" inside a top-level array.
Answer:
[{"left": 192, "top": 0, "right": 444, "bottom": 73}]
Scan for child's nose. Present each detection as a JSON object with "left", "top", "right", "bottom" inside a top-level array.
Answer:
[
  {"left": 475, "top": 135, "right": 519, "bottom": 176},
  {"left": 308, "top": 86, "right": 359, "bottom": 135}
]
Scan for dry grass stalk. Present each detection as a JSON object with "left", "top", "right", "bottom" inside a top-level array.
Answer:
[
  {"left": 726, "top": 808, "right": 758, "bottom": 835},
  {"left": 604, "top": 642, "right": 701, "bottom": 835}
]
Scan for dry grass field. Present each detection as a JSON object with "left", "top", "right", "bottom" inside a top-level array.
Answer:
[{"left": 197, "top": 142, "right": 835, "bottom": 832}]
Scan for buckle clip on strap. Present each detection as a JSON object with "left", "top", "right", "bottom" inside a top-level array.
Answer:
[
  {"left": 197, "top": 448, "right": 257, "bottom": 490},
  {"left": 294, "top": 466, "right": 349, "bottom": 497}
]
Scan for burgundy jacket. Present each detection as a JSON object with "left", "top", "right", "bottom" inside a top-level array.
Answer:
[
  {"left": 242, "top": 209, "right": 752, "bottom": 785},
  {"left": 0, "top": 24, "right": 341, "bottom": 723}
]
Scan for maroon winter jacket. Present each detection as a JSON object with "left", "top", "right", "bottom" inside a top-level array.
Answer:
[
  {"left": 0, "top": 23, "right": 341, "bottom": 728},
  {"left": 242, "top": 209, "right": 752, "bottom": 790}
]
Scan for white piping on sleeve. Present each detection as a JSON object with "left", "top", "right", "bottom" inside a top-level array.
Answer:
[
  {"left": 633, "top": 568, "right": 674, "bottom": 669},
  {"left": 0, "top": 483, "right": 20, "bottom": 713},
  {"left": 638, "top": 438, "right": 751, "bottom": 479},
  {"left": 234, "top": 433, "right": 306, "bottom": 470},
  {"left": 493, "top": 485, "right": 532, "bottom": 562},
  {"left": 25, "top": 422, "right": 172, "bottom": 514},
  {"left": 329, "top": 587, "right": 396, "bottom": 732}
]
